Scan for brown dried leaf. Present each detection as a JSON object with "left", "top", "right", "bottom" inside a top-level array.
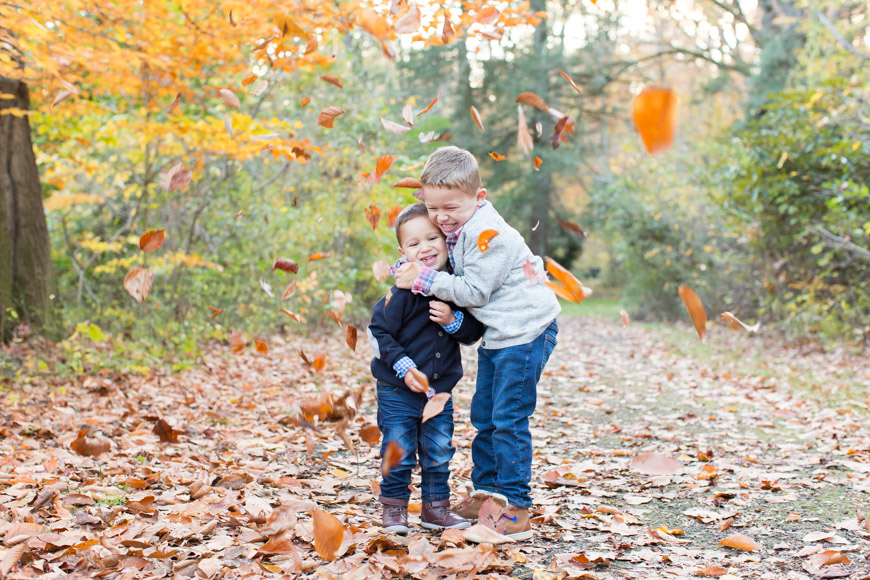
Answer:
[
  {"left": 679, "top": 284, "right": 707, "bottom": 340},
  {"left": 317, "top": 106, "right": 345, "bottom": 129},
  {"left": 470, "top": 105, "right": 485, "bottom": 132},
  {"left": 312, "top": 509, "right": 344, "bottom": 561},
  {"left": 473, "top": 6, "right": 500, "bottom": 25},
  {"left": 632, "top": 87, "right": 678, "bottom": 155},
  {"left": 418, "top": 92, "right": 441, "bottom": 116},
  {"left": 255, "top": 339, "right": 268, "bottom": 354},
  {"left": 123, "top": 266, "right": 154, "bottom": 304},
  {"left": 273, "top": 258, "right": 299, "bottom": 274},
  {"left": 719, "top": 533, "right": 761, "bottom": 552},
  {"left": 153, "top": 418, "right": 182, "bottom": 443},
  {"left": 422, "top": 392, "right": 451, "bottom": 423},
  {"left": 379, "top": 115, "right": 411, "bottom": 135},
  {"left": 139, "top": 229, "right": 165, "bottom": 252},
  {"left": 0, "top": 543, "right": 26, "bottom": 577},
  {"left": 372, "top": 259, "right": 391, "bottom": 282},
  {"left": 346, "top": 325, "right": 358, "bottom": 352},
  {"left": 365, "top": 205, "right": 381, "bottom": 230},
  {"left": 320, "top": 75, "right": 343, "bottom": 89},
  {"left": 219, "top": 88, "right": 241, "bottom": 109},
  {"left": 360, "top": 424, "right": 381, "bottom": 446},
  {"left": 70, "top": 427, "right": 111, "bottom": 457},
  {"left": 557, "top": 69, "right": 583, "bottom": 95},
  {"left": 393, "top": 177, "right": 422, "bottom": 189},
  {"left": 382, "top": 440, "right": 404, "bottom": 477},
  {"left": 721, "top": 311, "right": 760, "bottom": 333},
  {"left": 477, "top": 229, "right": 499, "bottom": 252},
  {"left": 558, "top": 220, "right": 587, "bottom": 238},
  {"left": 394, "top": 5, "right": 421, "bottom": 34},
  {"left": 402, "top": 103, "right": 414, "bottom": 126},
  {"left": 442, "top": 15, "right": 455, "bottom": 44},
  {"left": 696, "top": 566, "right": 728, "bottom": 577}
]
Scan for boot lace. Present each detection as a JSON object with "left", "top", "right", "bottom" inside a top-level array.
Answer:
[{"left": 386, "top": 505, "right": 405, "bottom": 519}]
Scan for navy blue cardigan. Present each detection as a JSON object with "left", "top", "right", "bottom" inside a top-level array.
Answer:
[{"left": 368, "top": 287, "right": 484, "bottom": 394}]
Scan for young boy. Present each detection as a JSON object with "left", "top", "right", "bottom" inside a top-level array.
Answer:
[
  {"left": 368, "top": 203, "right": 485, "bottom": 535},
  {"left": 395, "top": 146, "right": 560, "bottom": 541}
]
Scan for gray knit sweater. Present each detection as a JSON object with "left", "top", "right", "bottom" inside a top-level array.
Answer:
[{"left": 429, "top": 202, "right": 560, "bottom": 349}]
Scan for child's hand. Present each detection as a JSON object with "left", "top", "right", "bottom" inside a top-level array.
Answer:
[
  {"left": 404, "top": 369, "right": 428, "bottom": 393},
  {"left": 395, "top": 262, "right": 421, "bottom": 289},
  {"left": 429, "top": 301, "right": 456, "bottom": 325}
]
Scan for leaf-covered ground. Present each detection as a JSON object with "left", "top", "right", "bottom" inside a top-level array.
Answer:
[{"left": 1, "top": 315, "right": 869, "bottom": 579}]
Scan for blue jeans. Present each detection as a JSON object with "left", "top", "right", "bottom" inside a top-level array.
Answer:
[
  {"left": 376, "top": 383, "right": 456, "bottom": 502},
  {"left": 470, "top": 320, "right": 558, "bottom": 508}
]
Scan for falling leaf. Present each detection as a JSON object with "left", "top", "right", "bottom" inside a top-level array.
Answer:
[
  {"left": 418, "top": 92, "right": 441, "bottom": 116},
  {"left": 632, "top": 87, "right": 678, "bottom": 155},
  {"left": 224, "top": 116, "right": 233, "bottom": 139},
  {"left": 678, "top": 284, "right": 707, "bottom": 340},
  {"left": 517, "top": 105, "right": 533, "bottom": 156},
  {"left": 372, "top": 259, "right": 391, "bottom": 282},
  {"left": 551, "top": 115, "right": 573, "bottom": 149},
  {"left": 382, "top": 440, "right": 404, "bottom": 476},
  {"left": 479, "top": 30, "right": 502, "bottom": 40},
  {"left": 317, "top": 106, "right": 345, "bottom": 129},
  {"left": 629, "top": 452, "right": 682, "bottom": 475},
  {"left": 273, "top": 258, "right": 299, "bottom": 274},
  {"left": 159, "top": 163, "right": 192, "bottom": 192},
  {"left": 139, "top": 229, "right": 165, "bottom": 252},
  {"left": 488, "top": 152, "right": 506, "bottom": 161},
  {"left": 259, "top": 279, "right": 275, "bottom": 298},
  {"left": 305, "top": 35, "right": 318, "bottom": 54},
  {"left": 532, "top": 220, "right": 540, "bottom": 231},
  {"left": 280, "top": 308, "right": 302, "bottom": 322},
  {"left": 230, "top": 329, "right": 245, "bottom": 353},
  {"left": 51, "top": 79, "right": 78, "bottom": 108},
  {"left": 696, "top": 567, "right": 728, "bottom": 577},
  {"left": 393, "top": 177, "right": 422, "bottom": 189},
  {"left": 255, "top": 339, "right": 268, "bottom": 354},
  {"left": 719, "top": 533, "right": 761, "bottom": 552},
  {"left": 241, "top": 75, "right": 257, "bottom": 86},
  {"left": 164, "top": 92, "right": 181, "bottom": 113},
  {"left": 123, "top": 267, "right": 154, "bottom": 303},
  {"left": 401, "top": 104, "right": 414, "bottom": 126},
  {"left": 346, "top": 325, "right": 358, "bottom": 351},
  {"left": 219, "top": 88, "right": 240, "bottom": 109},
  {"left": 386, "top": 205, "right": 403, "bottom": 227},
  {"left": 70, "top": 426, "right": 111, "bottom": 457},
  {"left": 360, "top": 424, "right": 381, "bottom": 445},
  {"left": 522, "top": 258, "right": 547, "bottom": 285},
  {"left": 153, "top": 418, "right": 182, "bottom": 443},
  {"left": 721, "top": 312, "right": 760, "bottom": 333},
  {"left": 250, "top": 80, "right": 269, "bottom": 96},
  {"left": 313, "top": 354, "right": 326, "bottom": 373},
  {"left": 558, "top": 220, "right": 587, "bottom": 238},
  {"left": 320, "top": 75, "right": 343, "bottom": 89},
  {"left": 253, "top": 33, "right": 278, "bottom": 52},
  {"left": 557, "top": 69, "right": 583, "bottom": 94},
  {"left": 534, "top": 156, "right": 543, "bottom": 170},
  {"left": 311, "top": 509, "right": 344, "bottom": 561},
  {"left": 208, "top": 306, "right": 224, "bottom": 319},
  {"left": 470, "top": 105, "right": 485, "bottom": 132},
  {"left": 372, "top": 155, "right": 397, "bottom": 183},
  {"left": 365, "top": 205, "right": 381, "bottom": 230},
  {"left": 407, "top": 367, "right": 429, "bottom": 392},
  {"left": 442, "top": 15, "right": 455, "bottom": 44},
  {"left": 357, "top": 8, "right": 390, "bottom": 41},
  {"left": 516, "top": 91, "right": 549, "bottom": 111},
  {"left": 394, "top": 5, "right": 421, "bottom": 34},
  {"left": 379, "top": 115, "right": 411, "bottom": 135},
  {"left": 620, "top": 309, "right": 630, "bottom": 327},
  {"left": 473, "top": 6, "right": 501, "bottom": 25},
  {"left": 545, "top": 257, "right": 592, "bottom": 304},
  {"left": 308, "top": 252, "right": 330, "bottom": 262},
  {"left": 281, "top": 281, "right": 297, "bottom": 301},
  {"left": 422, "top": 392, "right": 450, "bottom": 423},
  {"left": 477, "top": 229, "right": 499, "bottom": 252}
]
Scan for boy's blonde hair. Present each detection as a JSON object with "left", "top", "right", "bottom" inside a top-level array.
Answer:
[{"left": 420, "top": 146, "right": 481, "bottom": 197}]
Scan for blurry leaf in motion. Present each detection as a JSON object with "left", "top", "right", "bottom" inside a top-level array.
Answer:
[
  {"left": 207, "top": 306, "right": 223, "bottom": 319},
  {"left": 123, "top": 267, "right": 154, "bottom": 303},
  {"left": 219, "top": 88, "right": 240, "bottom": 109},
  {"left": 365, "top": 205, "right": 381, "bottom": 230},
  {"left": 470, "top": 106, "right": 485, "bottom": 132},
  {"left": 517, "top": 105, "right": 533, "bottom": 156},
  {"left": 371, "top": 155, "right": 397, "bottom": 183},
  {"left": 422, "top": 393, "right": 450, "bottom": 423},
  {"left": 372, "top": 259, "right": 391, "bottom": 282},
  {"left": 300, "top": 96, "right": 311, "bottom": 106},
  {"left": 386, "top": 205, "right": 403, "bottom": 227},
  {"left": 165, "top": 92, "right": 181, "bottom": 113},
  {"left": 357, "top": 8, "right": 389, "bottom": 41},
  {"left": 393, "top": 177, "right": 421, "bottom": 189},
  {"left": 402, "top": 104, "right": 414, "bottom": 126},
  {"left": 516, "top": 91, "right": 549, "bottom": 111},
  {"left": 678, "top": 284, "right": 707, "bottom": 340},
  {"left": 719, "top": 533, "right": 761, "bottom": 552},
  {"left": 313, "top": 354, "right": 326, "bottom": 373},
  {"left": 259, "top": 279, "right": 274, "bottom": 298},
  {"left": 418, "top": 92, "right": 441, "bottom": 116},
  {"left": 70, "top": 426, "right": 111, "bottom": 457},
  {"left": 558, "top": 220, "right": 587, "bottom": 239},
  {"left": 407, "top": 368, "right": 429, "bottom": 392},
  {"left": 273, "top": 258, "right": 299, "bottom": 274},
  {"left": 442, "top": 15, "right": 455, "bottom": 43},
  {"left": 382, "top": 440, "right": 405, "bottom": 477},
  {"left": 280, "top": 308, "right": 302, "bottom": 322},
  {"left": 230, "top": 329, "right": 245, "bottom": 353},
  {"left": 308, "top": 252, "right": 330, "bottom": 262},
  {"left": 255, "top": 339, "right": 268, "bottom": 354},
  {"left": 545, "top": 257, "right": 592, "bottom": 304},
  {"left": 379, "top": 115, "right": 411, "bottom": 135},
  {"left": 551, "top": 115, "right": 574, "bottom": 149},
  {"left": 473, "top": 6, "right": 500, "bottom": 25},
  {"left": 721, "top": 312, "right": 760, "bottom": 333},
  {"left": 477, "top": 229, "right": 499, "bottom": 252},
  {"left": 629, "top": 452, "right": 682, "bottom": 475},
  {"left": 632, "top": 87, "right": 678, "bottom": 155},
  {"left": 139, "top": 229, "right": 165, "bottom": 252},
  {"left": 359, "top": 424, "right": 381, "bottom": 445},
  {"left": 317, "top": 106, "right": 345, "bottom": 129},
  {"left": 224, "top": 116, "right": 233, "bottom": 139},
  {"left": 311, "top": 509, "right": 344, "bottom": 561},
  {"left": 153, "top": 418, "right": 182, "bottom": 443},
  {"left": 557, "top": 69, "right": 583, "bottom": 94},
  {"left": 51, "top": 79, "right": 78, "bottom": 108},
  {"left": 320, "top": 75, "right": 343, "bottom": 89},
  {"left": 621, "top": 309, "right": 630, "bottom": 327},
  {"left": 488, "top": 152, "right": 506, "bottom": 161},
  {"left": 394, "top": 6, "right": 421, "bottom": 34},
  {"left": 534, "top": 156, "right": 542, "bottom": 170},
  {"left": 159, "top": 163, "right": 192, "bottom": 192},
  {"left": 346, "top": 325, "right": 358, "bottom": 351},
  {"left": 281, "top": 281, "right": 297, "bottom": 301}
]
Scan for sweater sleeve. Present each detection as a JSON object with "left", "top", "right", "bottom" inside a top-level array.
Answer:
[
  {"left": 367, "top": 289, "right": 413, "bottom": 370},
  {"left": 429, "top": 232, "right": 514, "bottom": 308},
  {"left": 448, "top": 306, "right": 485, "bottom": 345}
]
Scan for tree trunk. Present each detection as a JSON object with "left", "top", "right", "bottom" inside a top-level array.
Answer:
[
  {"left": 0, "top": 77, "right": 54, "bottom": 342},
  {"left": 529, "top": 0, "right": 551, "bottom": 258}
]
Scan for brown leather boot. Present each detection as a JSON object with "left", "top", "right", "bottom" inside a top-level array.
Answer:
[
  {"left": 452, "top": 489, "right": 507, "bottom": 520},
  {"left": 420, "top": 499, "right": 471, "bottom": 530},
  {"left": 380, "top": 497, "right": 409, "bottom": 535},
  {"left": 500, "top": 505, "right": 532, "bottom": 540}
]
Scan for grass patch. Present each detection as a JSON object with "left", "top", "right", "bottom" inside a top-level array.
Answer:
[{"left": 558, "top": 297, "right": 625, "bottom": 320}]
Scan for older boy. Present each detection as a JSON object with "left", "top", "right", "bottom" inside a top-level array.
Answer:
[
  {"left": 395, "top": 146, "right": 560, "bottom": 541},
  {"left": 368, "top": 203, "right": 484, "bottom": 534}
]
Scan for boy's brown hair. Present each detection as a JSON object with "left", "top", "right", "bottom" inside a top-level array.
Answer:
[
  {"left": 420, "top": 146, "right": 481, "bottom": 197},
  {"left": 394, "top": 202, "right": 435, "bottom": 245}
]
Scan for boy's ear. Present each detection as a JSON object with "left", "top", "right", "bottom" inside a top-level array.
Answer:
[
  {"left": 397, "top": 246, "right": 405, "bottom": 257},
  {"left": 475, "top": 188, "right": 488, "bottom": 205}
]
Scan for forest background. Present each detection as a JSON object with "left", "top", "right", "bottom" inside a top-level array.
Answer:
[{"left": 1, "top": 0, "right": 868, "bottom": 380}]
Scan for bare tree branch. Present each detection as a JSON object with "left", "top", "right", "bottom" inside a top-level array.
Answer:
[
  {"left": 813, "top": 9, "right": 870, "bottom": 61},
  {"left": 814, "top": 225, "right": 870, "bottom": 261}
]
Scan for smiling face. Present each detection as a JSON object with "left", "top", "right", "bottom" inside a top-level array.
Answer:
[
  {"left": 397, "top": 216, "right": 449, "bottom": 271},
  {"left": 421, "top": 185, "right": 487, "bottom": 236}
]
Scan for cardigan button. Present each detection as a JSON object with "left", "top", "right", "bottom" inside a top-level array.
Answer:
[
  {"left": 433, "top": 373, "right": 439, "bottom": 379},
  {"left": 438, "top": 331, "right": 444, "bottom": 337},
  {"left": 435, "top": 352, "right": 441, "bottom": 358}
]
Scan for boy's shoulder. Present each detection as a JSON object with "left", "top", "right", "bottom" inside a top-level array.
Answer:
[{"left": 460, "top": 202, "right": 516, "bottom": 241}]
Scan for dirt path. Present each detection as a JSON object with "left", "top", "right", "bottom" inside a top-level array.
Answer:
[{"left": 0, "top": 315, "right": 868, "bottom": 579}]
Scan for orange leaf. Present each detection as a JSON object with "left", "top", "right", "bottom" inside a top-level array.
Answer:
[
  {"left": 551, "top": 115, "right": 574, "bottom": 149},
  {"left": 442, "top": 15, "right": 455, "bottom": 44},
  {"left": 51, "top": 79, "right": 78, "bottom": 108},
  {"left": 379, "top": 115, "right": 411, "bottom": 135},
  {"left": 139, "top": 229, "right": 165, "bottom": 252},
  {"left": 394, "top": 5, "right": 421, "bottom": 34},
  {"left": 153, "top": 418, "right": 182, "bottom": 443},
  {"left": 516, "top": 91, "right": 549, "bottom": 111},
  {"left": 678, "top": 284, "right": 707, "bottom": 340},
  {"left": 557, "top": 69, "right": 583, "bottom": 94},
  {"left": 279, "top": 308, "right": 302, "bottom": 322},
  {"left": 230, "top": 329, "right": 245, "bottom": 353},
  {"left": 308, "top": 252, "right": 330, "bottom": 262},
  {"left": 360, "top": 424, "right": 381, "bottom": 446},
  {"left": 300, "top": 96, "right": 311, "bottom": 107},
  {"left": 273, "top": 258, "right": 299, "bottom": 273},
  {"left": 357, "top": 8, "right": 389, "bottom": 41},
  {"left": 386, "top": 205, "right": 403, "bottom": 227},
  {"left": 241, "top": 75, "right": 257, "bottom": 86},
  {"left": 544, "top": 257, "right": 592, "bottom": 304},
  {"left": 346, "top": 325, "right": 358, "bottom": 351},
  {"left": 372, "top": 259, "right": 391, "bottom": 282},
  {"left": 720, "top": 311, "right": 759, "bottom": 333},
  {"left": 320, "top": 75, "right": 343, "bottom": 89},
  {"left": 488, "top": 152, "right": 506, "bottom": 161},
  {"left": 382, "top": 440, "right": 405, "bottom": 477},
  {"left": 470, "top": 105, "right": 485, "bottom": 132},
  {"left": 407, "top": 368, "right": 429, "bottom": 392},
  {"left": 719, "top": 533, "right": 761, "bottom": 552},
  {"left": 304, "top": 35, "right": 318, "bottom": 55},
  {"left": 123, "top": 266, "right": 154, "bottom": 304},
  {"left": 159, "top": 163, "right": 192, "bottom": 192},
  {"left": 418, "top": 92, "right": 441, "bottom": 116},
  {"left": 255, "top": 339, "right": 268, "bottom": 354},
  {"left": 365, "top": 205, "right": 381, "bottom": 230},
  {"left": 164, "top": 92, "right": 181, "bottom": 114},
  {"left": 629, "top": 452, "right": 682, "bottom": 475},
  {"left": 373, "top": 155, "right": 397, "bottom": 182},
  {"left": 311, "top": 509, "right": 344, "bottom": 561},
  {"left": 313, "top": 354, "right": 326, "bottom": 373},
  {"left": 317, "top": 106, "right": 345, "bottom": 129},
  {"left": 70, "top": 426, "right": 110, "bottom": 457},
  {"left": 422, "top": 392, "right": 450, "bottom": 423},
  {"left": 281, "top": 281, "right": 297, "bottom": 301},
  {"left": 393, "top": 177, "right": 422, "bottom": 189},
  {"left": 208, "top": 306, "right": 224, "bottom": 319},
  {"left": 696, "top": 566, "right": 728, "bottom": 577},
  {"left": 477, "top": 229, "right": 500, "bottom": 252},
  {"left": 558, "top": 220, "right": 587, "bottom": 238},
  {"left": 620, "top": 309, "right": 630, "bottom": 327},
  {"left": 219, "top": 88, "right": 240, "bottom": 109},
  {"left": 632, "top": 87, "right": 678, "bottom": 155},
  {"left": 473, "top": 6, "right": 500, "bottom": 25},
  {"left": 534, "top": 156, "right": 543, "bottom": 170}
]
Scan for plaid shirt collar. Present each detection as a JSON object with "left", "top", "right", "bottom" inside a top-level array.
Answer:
[{"left": 444, "top": 201, "right": 486, "bottom": 270}]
